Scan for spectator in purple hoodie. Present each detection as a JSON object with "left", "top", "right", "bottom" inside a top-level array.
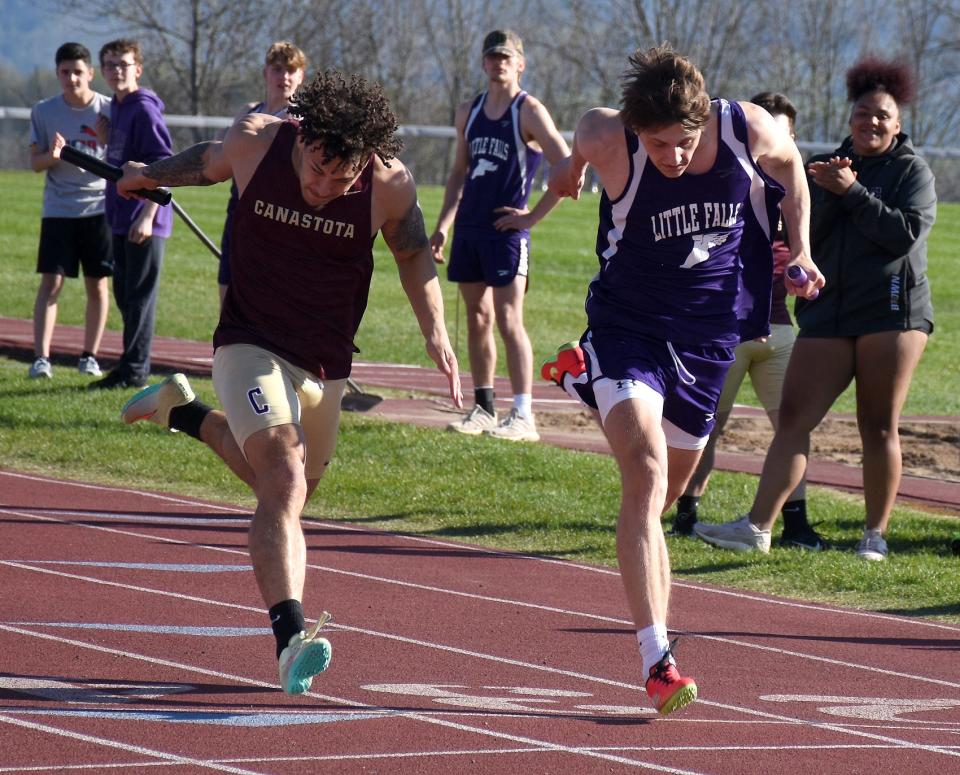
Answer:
[{"left": 90, "top": 39, "right": 173, "bottom": 389}]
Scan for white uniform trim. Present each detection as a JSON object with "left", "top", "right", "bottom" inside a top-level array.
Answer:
[
  {"left": 511, "top": 93, "right": 529, "bottom": 197},
  {"left": 464, "top": 92, "right": 486, "bottom": 137},
  {"left": 600, "top": 135, "right": 648, "bottom": 268},
  {"left": 718, "top": 98, "right": 772, "bottom": 241}
]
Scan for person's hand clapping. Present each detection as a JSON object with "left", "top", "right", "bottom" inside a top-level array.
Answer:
[{"left": 807, "top": 156, "right": 857, "bottom": 196}]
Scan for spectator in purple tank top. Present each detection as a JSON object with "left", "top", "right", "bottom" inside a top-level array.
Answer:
[
  {"left": 671, "top": 92, "right": 824, "bottom": 552},
  {"left": 114, "top": 70, "right": 463, "bottom": 696},
  {"left": 217, "top": 41, "right": 307, "bottom": 306},
  {"left": 545, "top": 45, "right": 822, "bottom": 716},
  {"left": 431, "top": 30, "right": 570, "bottom": 442}
]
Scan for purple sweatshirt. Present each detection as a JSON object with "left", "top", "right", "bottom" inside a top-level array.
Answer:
[{"left": 104, "top": 88, "right": 173, "bottom": 237}]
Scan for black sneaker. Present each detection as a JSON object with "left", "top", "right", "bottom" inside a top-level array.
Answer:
[
  {"left": 88, "top": 370, "right": 148, "bottom": 390},
  {"left": 779, "top": 523, "right": 829, "bottom": 551},
  {"left": 670, "top": 509, "right": 698, "bottom": 536}
]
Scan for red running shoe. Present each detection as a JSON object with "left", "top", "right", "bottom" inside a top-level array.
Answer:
[
  {"left": 540, "top": 341, "right": 586, "bottom": 385},
  {"left": 645, "top": 644, "right": 697, "bottom": 716}
]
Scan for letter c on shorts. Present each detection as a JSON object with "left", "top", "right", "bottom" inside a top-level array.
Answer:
[{"left": 247, "top": 387, "right": 270, "bottom": 415}]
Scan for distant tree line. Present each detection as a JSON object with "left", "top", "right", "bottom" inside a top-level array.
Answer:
[{"left": 4, "top": 0, "right": 959, "bottom": 195}]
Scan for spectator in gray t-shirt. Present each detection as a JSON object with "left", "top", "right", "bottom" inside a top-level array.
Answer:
[{"left": 28, "top": 42, "right": 114, "bottom": 380}]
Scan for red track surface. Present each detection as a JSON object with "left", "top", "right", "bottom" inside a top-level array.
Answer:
[{"left": 2, "top": 468, "right": 959, "bottom": 773}]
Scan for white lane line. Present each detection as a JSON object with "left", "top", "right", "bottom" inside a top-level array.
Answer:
[
  {"left": 4, "top": 482, "right": 960, "bottom": 759},
  {"left": 4, "top": 469, "right": 957, "bottom": 634},
  {"left": 0, "top": 470, "right": 244, "bottom": 513},
  {"left": 4, "top": 504, "right": 960, "bottom": 696},
  {"left": 224, "top": 742, "right": 960, "bottom": 760},
  {"left": 0, "top": 714, "right": 264, "bottom": 774},
  {"left": 3, "top": 561, "right": 960, "bottom": 762},
  {"left": 6, "top": 507, "right": 958, "bottom": 692},
  {"left": 0, "top": 765, "right": 172, "bottom": 772},
  {"left": 8, "top": 510, "right": 250, "bottom": 526},
  {"left": 4, "top": 741, "right": 960, "bottom": 773},
  {"left": 0, "top": 624, "right": 701, "bottom": 775}
]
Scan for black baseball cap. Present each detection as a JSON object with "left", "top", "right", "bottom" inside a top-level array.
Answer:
[{"left": 482, "top": 30, "right": 523, "bottom": 57}]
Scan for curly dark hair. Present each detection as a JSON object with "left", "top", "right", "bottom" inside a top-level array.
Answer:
[
  {"left": 846, "top": 57, "right": 915, "bottom": 105},
  {"left": 620, "top": 44, "right": 710, "bottom": 132},
  {"left": 288, "top": 69, "right": 403, "bottom": 167}
]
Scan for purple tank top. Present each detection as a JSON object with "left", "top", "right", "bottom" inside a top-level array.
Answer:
[
  {"left": 587, "top": 99, "right": 783, "bottom": 346},
  {"left": 454, "top": 90, "right": 543, "bottom": 234},
  {"left": 214, "top": 121, "right": 375, "bottom": 379}
]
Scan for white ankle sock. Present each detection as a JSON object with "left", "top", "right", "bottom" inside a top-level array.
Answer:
[
  {"left": 637, "top": 623, "right": 672, "bottom": 677},
  {"left": 512, "top": 393, "right": 533, "bottom": 419}
]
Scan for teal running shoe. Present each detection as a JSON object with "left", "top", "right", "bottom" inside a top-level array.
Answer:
[
  {"left": 278, "top": 611, "right": 333, "bottom": 695},
  {"left": 121, "top": 373, "right": 195, "bottom": 428}
]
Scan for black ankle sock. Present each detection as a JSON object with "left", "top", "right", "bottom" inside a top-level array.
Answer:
[
  {"left": 169, "top": 399, "right": 212, "bottom": 440},
  {"left": 676, "top": 495, "right": 700, "bottom": 517},
  {"left": 269, "top": 599, "right": 306, "bottom": 659},
  {"left": 81, "top": 350, "right": 94, "bottom": 360},
  {"left": 474, "top": 386, "right": 495, "bottom": 416},
  {"left": 781, "top": 499, "right": 808, "bottom": 532}
]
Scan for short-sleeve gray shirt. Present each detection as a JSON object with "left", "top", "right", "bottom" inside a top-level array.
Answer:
[{"left": 29, "top": 92, "right": 111, "bottom": 218}]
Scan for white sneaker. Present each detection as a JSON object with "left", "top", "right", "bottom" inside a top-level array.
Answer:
[
  {"left": 278, "top": 612, "right": 333, "bottom": 695},
  {"left": 28, "top": 357, "right": 52, "bottom": 379},
  {"left": 77, "top": 355, "right": 102, "bottom": 376},
  {"left": 120, "top": 373, "right": 195, "bottom": 428},
  {"left": 484, "top": 408, "right": 540, "bottom": 442},
  {"left": 447, "top": 405, "right": 498, "bottom": 435},
  {"left": 856, "top": 529, "right": 888, "bottom": 561},
  {"left": 693, "top": 514, "right": 771, "bottom": 553}
]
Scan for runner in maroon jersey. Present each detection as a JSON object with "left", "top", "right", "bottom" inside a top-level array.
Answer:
[{"left": 115, "top": 70, "right": 462, "bottom": 695}]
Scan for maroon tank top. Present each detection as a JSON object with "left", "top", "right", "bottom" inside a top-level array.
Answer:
[{"left": 214, "top": 121, "right": 375, "bottom": 379}]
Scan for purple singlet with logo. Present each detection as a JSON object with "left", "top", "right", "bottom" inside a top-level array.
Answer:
[
  {"left": 587, "top": 99, "right": 784, "bottom": 347},
  {"left": 454, "top": 91, "right": 543, "bottom": 235}
]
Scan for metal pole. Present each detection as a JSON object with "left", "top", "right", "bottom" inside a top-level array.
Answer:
[{"left": 170, "top": 198, "right": 221, "bottom": 260}]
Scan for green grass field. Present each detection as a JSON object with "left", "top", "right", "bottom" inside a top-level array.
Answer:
[
  {"left": 2, "top": 171, "right": 958, "bottom": 415},
  {"left": 1, "top": 171, "right": 958, "bottom": 624}
]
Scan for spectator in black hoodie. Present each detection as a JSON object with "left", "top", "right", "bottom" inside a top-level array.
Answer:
[{"left": 694, "top": 57, "right": 936, "bottom": 561}]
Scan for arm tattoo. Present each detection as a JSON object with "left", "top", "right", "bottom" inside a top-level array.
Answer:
[
  {"left": 385, "top": 202, "right": 430, "bottom": 254},
  {"left": 144, "top": 142, "right": 217, "bottom": 187}
]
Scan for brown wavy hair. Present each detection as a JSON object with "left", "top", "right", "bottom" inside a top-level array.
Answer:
[
  {"left": 265, "top": 41, "right": 307, "bottom": 71},
  {"left": 620, "top": 44, "right": 710, "bottom": 132},
  {"left": 288, "top": 69, "right": 403, "bottom": 167}
]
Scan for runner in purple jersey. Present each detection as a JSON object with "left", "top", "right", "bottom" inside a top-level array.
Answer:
[
  {"left": 431, "top": 30, "right": 569, "bottom": 442},
  {"left": 545, "top": 45, "right": 822, "bottom": 716},
  {"left": 114, "top": 70, "right": 462, "bottom": 695},
  {"left": 673, "top": 93, "right": 824, "bottom": 552}
]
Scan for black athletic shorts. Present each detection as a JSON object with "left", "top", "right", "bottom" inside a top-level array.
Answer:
[{"left": 36, "top": 215, "right": 113, "bottom": 279}]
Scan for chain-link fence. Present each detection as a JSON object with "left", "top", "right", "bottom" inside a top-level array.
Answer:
[{"left": 3, "top": 109, "right": 959, "bottom": 199}]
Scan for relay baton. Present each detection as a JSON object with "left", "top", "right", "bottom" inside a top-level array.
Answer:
[
  {"left": 60, "top": 145, "right": 220, "bottom": 260},
  {"left": 60, "top": 145, "right": 172, "bottom": 206},
  {"left": 786, "top": 265, "right": 819, "bottom": 300}
]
